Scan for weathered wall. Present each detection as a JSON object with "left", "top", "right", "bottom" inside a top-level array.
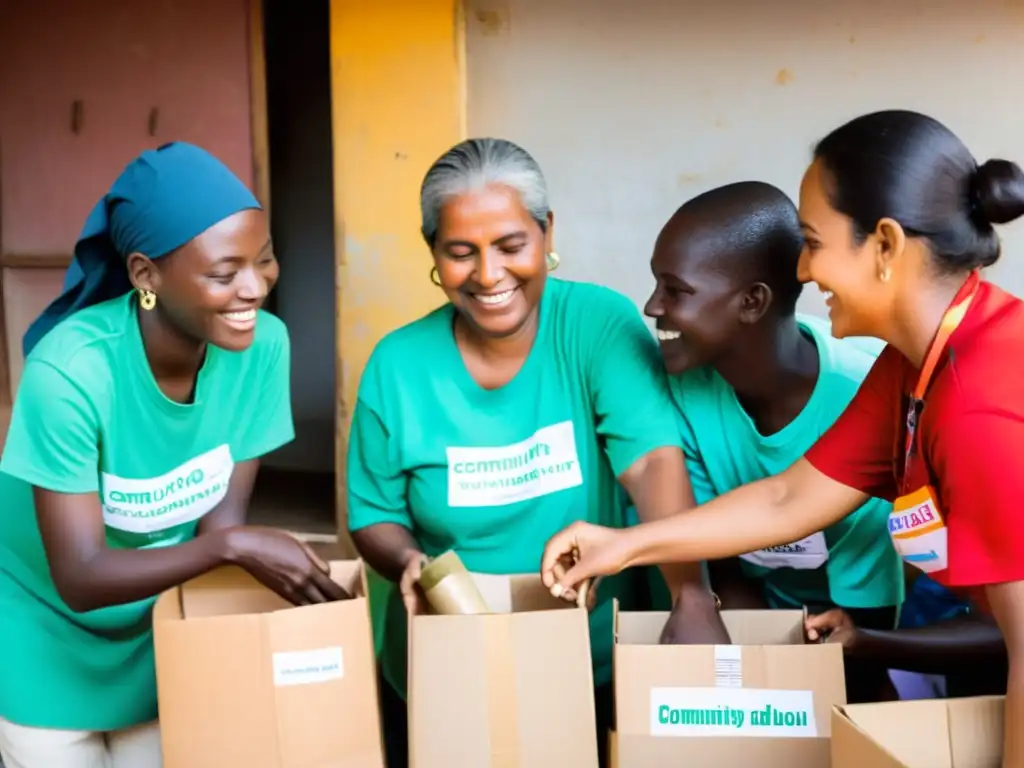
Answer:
[
  {"left": 0, "top": 0, "right": 254, "bottom": 255},
  {"left": 465, "top": 0, "right": 1024, "bottom": 317},
  {"left": 330, "top": 0, "right": 466, "bottom": 529}
]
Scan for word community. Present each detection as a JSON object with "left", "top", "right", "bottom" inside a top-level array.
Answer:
[
  {"left": 649, "top": 687, "right": 818, "bottom": 738},
  {"left": 657, "top": 703, "right": 810, "bottom": 730}
]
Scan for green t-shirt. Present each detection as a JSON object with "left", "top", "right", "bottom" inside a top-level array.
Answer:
[
  {"left": 347, "top": 277, "right": 682, "bottom": 697},
  {"left": 671, "top": 314, "right": 903, "bottom": 612},
  {"left": 0, "top": 293, "right": 294, "bottom": 730}
]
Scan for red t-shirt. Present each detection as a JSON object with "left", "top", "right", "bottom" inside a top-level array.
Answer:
[{"left": 805, "top": 278, "right": 1024, "bottom": 608}]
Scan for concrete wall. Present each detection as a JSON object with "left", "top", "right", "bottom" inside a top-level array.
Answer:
[{"left": 465, "top": 0, "right": 1024, "bottom": 318}]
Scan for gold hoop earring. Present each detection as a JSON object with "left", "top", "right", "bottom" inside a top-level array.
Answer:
[
  {"left": 429, "top": 266, "right": 443, "bottom": 287},
  {"left": 546, "top": 251, "right": 561, "bottom": 271},
  {"left": 879, "top": 268, "right": 891, "bottom": 283},
  {"left": 138, "top": 289, "right": 157, "bottom": 311}
]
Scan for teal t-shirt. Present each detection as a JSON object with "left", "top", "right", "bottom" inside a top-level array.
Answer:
[
  {"left": 0, "top": 293, "right": 294, "bottom": 730},
  {"left": 670, "top": 315, "right": 903, "bottom": 612},
  {"left": 347, "top": 277, "right": 683, "bottom": 698}
]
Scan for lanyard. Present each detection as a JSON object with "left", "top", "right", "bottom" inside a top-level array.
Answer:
[{"left": 900, "top": 271, "right": 980, "bottom": 495}]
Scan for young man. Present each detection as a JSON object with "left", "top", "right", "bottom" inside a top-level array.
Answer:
[{"left": 641, "top": 181, "right": 903, "bottom": 701}]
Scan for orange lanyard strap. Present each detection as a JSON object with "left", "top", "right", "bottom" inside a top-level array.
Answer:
[{"left": 900, "top": 272, "right": 980, "bottom": 493}]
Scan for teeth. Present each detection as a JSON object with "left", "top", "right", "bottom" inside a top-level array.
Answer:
[
  {"left": 476, "top": 289, "right": 514, "bottom": 305},
  {"left": 223, "top": 309, "right": 256, "bottom": 322},
  {"left": 657, "top": 329, "right": 682, "bottom": 341}
]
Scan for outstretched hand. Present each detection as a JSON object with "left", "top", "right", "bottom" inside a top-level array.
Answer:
[
  {"left": 540, "top": 521, "right": 634, "bottom": 603},
  {"left": 227, "top": 526, "right": 352, "bottom": 605}
]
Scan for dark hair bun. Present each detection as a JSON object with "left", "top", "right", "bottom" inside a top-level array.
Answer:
[
  {"left": 815, "top": 110, "right": 1020, "bottom": 273},
  {"left": 973, "top": 159, "right": 1024, "bottom": 226}
]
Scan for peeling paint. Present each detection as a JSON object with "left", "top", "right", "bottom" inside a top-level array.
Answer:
[
  {"left": 330, "top": 0, "right": 465, "bottom": 526},
  {"left": 475, "top": 6, "right": 509, "bottom": 37}
]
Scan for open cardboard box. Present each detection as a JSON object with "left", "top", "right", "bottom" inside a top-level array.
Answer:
[
  {"left": 613, "top": 605, "right": 846, "bottom": 768},
  {"left": 153, "top": 560, "right": 383, "bottom": 768},
  {"left": 408, "top": 572, "right": 598, "bottom": 768},
  {"left": 832, "top": 696, "right": 1004, "bottom": 767}
]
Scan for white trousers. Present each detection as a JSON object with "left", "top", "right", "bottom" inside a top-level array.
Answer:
[{"left": 0, "top": 717, "right": 161, "bottom": 768}]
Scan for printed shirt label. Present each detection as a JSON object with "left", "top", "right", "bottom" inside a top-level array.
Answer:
[
  {"left": 889, "top": 486, "right": 948, "bottom": 574},
  {"left": 446, "top": 421, "right": 583, "bottom": 507},
  {"left": 272, "top": 647, "right": 345, "bottom": 687},
  {"left": 650, "top": 686, "right": 818, "bottom": 738},
  {"left": 738, "top": 532, "right": 829, "bottom": 570},
  {"left": 100, "top": 444, "right": 234, "bottom": 534}
]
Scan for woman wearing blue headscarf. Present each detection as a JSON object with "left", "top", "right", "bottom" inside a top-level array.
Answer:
[{"left": 0, "top": 143, "right": 346, "bottom": 768}]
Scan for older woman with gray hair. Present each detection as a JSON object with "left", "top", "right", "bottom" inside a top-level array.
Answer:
[{"left": 346, "top": 138, "right": 726, "bottom": 767}]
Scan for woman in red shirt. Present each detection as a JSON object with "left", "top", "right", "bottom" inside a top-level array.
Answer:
[{"left": 542, "top": 109, "right": 1024, "bottom": 765}]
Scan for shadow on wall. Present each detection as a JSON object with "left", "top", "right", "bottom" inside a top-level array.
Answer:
[{"left": 262, "top": 0, "right": 337, "bottom": 474}]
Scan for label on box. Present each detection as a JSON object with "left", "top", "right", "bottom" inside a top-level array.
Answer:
[
  {"left": 272, "top": 647, "right": 344, "bottom": 687},
  {"left": 714, "top": 646, "right": 742, "bottom": 687},
  {"left": 650, "top": 687, "right": 817, "bottom": 738}
]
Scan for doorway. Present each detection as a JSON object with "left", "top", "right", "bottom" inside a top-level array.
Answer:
[{"left": 247, "top": 0, "right": 338, "bottom": 538}]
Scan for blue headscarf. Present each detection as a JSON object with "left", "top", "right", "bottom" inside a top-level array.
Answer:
[{"left": 22, "top": 142, "right": 261, "bottom": 357}]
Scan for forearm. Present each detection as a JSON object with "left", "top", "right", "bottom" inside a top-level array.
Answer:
[
  {"left": 622, "top": 474, "right": 795, "bottom": 567},
  {"left": 621, "top": 461, "right": 858, "bottom": 568},
  {"left": 58, "top": 531, "right": 230, "bottom": 613},
  {"left": 198, "top": 459, "right": 259, "bottom": 534},
  {"left": 623, "top": 447, "right": 710, "bottom": 600},
  {"left": 350, "top": 522, "right": 423, "bottom": 582},
  {"left": 852, "top": 618, "right": 1005, "bottom": 673},
  {"left": 199, "top": 505, "right": 247, "bottom": 534}
]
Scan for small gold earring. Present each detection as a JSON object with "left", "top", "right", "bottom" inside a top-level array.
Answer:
[
  {"left": 546, "top": 251, "right": 561, "bottom": 271},
  {"left": 879, "top": 268, "right": 891, "bottom": 283},
  {"left": 139, "top": 289, "right": 157, "bottom": 311},
  {"left": 429, "top": 266, "right": 442, "bottom": 287}
]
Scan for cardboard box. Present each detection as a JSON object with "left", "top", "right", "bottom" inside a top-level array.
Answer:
[
  {"left": 154, "top": 560, "right": 383, "bottom": 768},
  {"left": 832, "top": 696, "right": 1004, "bottom": 767},
  {"left": 408, "top": 573, "right": 598, "bottom": 768},
  {"left": 614, "top": 606, "right": 846, "bottom": 767}
]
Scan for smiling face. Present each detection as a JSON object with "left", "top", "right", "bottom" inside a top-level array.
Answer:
[
  {"left": 643, "top": 218, "right": 750, "bottom": 375},
  {"left": 129, "top": 209, "right": 279, "bottom": 351},
  {"left": 432, "top": 183, "right": 552, "bottom": 339},
  {"left": 796, "top": 160, "right": 898, "bottom": 339}
]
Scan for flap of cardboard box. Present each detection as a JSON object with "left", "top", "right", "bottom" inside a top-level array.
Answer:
[
  {"left": 467, "top": 572, "right": 575, "bottom": 614},
  {"left": 832, "top": 696, "right": 1003, "bottom": 768},
  {"left": 153, "top": 559, "right": 382, "bottom": 768},
  {"left": 155, "top": 560, "right": 366, "bottom": 620},
  {"left": 617, "top": 607, "right": 805, "bottom": 646}
]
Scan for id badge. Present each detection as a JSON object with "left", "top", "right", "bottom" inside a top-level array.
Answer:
[{"left": 888, "top": 486, "right": 948, "bottom": 574}]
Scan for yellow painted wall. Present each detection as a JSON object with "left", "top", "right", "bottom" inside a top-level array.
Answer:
[{"left": 329, "top": 0, "right": 466, "bottom": 540}]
